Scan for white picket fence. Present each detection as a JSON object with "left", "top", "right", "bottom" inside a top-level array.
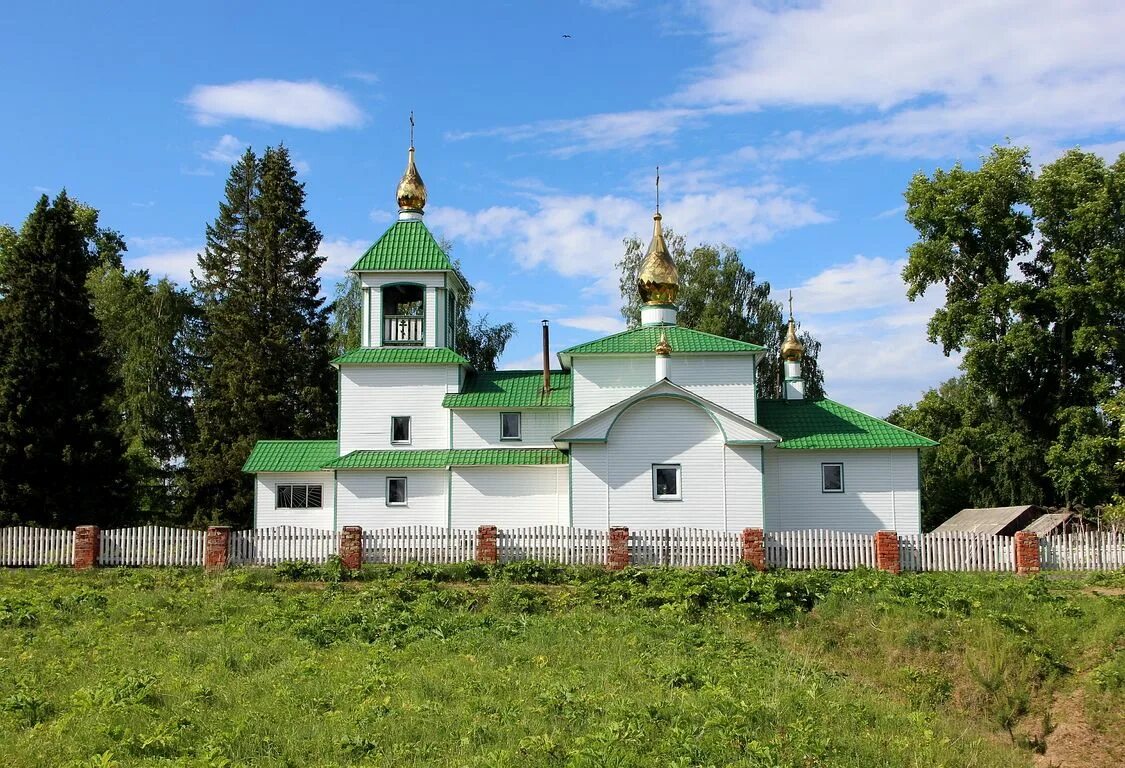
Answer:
[
  {"left": 230, "top": 526, "right": 338, "bottom": 566},
  {"left": 499, "top": 525, "right": 607, "bottom": 565},
  {"left": 630, "top": 528, "right": 741, "bottom": 566},
  {"left": 99, "top": 526, "right": 206, "bottom": 567},
  {"left": 767, "top": 529, "right": 877, "bottom": 570},
  {"left": 1041, "top": 531, "right": 1125, "bottom": 571},
  {"left": 362, "top": 525, "right": 476, "bottom": 564},
  {"left": 0, "top": 527, "right": 74, "bottom": 566},
  {"left": 899, "top": 532, "right": 1015, "bottom": 572}
]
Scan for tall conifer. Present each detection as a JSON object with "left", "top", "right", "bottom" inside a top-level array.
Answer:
[
  {"left": 185, "top": 147, "right": 335, "bottom": 527},
  {"left": 0, "top": 193, "right": 129, "bottom": 526}
]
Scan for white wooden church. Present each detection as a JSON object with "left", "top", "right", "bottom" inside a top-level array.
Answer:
[{"left": 244, "top": 144, "right": 935, "bottom": 534}]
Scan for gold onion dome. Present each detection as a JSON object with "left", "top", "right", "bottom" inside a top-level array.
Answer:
[
  {"left": 396, "top": 146, "right": 427, "bottom": 212},
  {"left": 637, "top": 212, "right": 679, "bottom": 305},
  {"left": 655, "top": 330, "right": 672, "bottom": 356},
  {"left": 781, "top": 318, "right": 805, "bottom": 362}
]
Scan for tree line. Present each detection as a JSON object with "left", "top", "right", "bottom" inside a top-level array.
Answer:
[{"left": 0, "top": 146, "right": 512, "bottom": 529}]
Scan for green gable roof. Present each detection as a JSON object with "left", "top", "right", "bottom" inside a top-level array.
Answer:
[
  {"left": 324, "top": 448, "right": 568, "bottom": 470},
  {"left": 332, "top": 347, "right": 469, "bottom": 366},
  {"left": 756, "top": 399, "right": 937, "bottom": 450},
  {"left": 443, "top": 370, "right": 572, "bottom": 409},
  {"left": 561, "top": 326, "right": 766, "bottom": 358},
  {"left": 351, "top": 220, "right": 456, "bottom": 272},
  {"left": 242, "top": 440, "right": 338, "bottom": 473}
]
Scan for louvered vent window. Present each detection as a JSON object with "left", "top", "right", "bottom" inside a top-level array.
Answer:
[{"left": 276, "top": 484, "right": 323, "bottom": 509}]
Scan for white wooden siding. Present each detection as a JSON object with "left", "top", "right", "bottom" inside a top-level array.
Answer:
[
  {"left": 450, "top": 467, "right": 568, "bottom": 528},
  {"left": 336, "top": 470, "right": 447, "bottom": 529},
  {"left": 763, "top": 448, "right": 921, "bottom": 534},
  {"left": 606, "top": 397, "right": 728, "bottom": 529},
  {"left": 572, "top": 357, "right": 652, "bottom": 421},
  {"left": 255, "top": 472, "right": 335, "bottom": 529},
  {"left": 452, "top": 409, "right": 570, "bottom": 448},
  {"left": 338, "top": 365, "right": 456, "bottom": 453},
  {"left": 570, "top": 443, "right": 610, "bottom": 527},
  {"left": 724, "top": 445, "right": 764, "bottom": 529}
]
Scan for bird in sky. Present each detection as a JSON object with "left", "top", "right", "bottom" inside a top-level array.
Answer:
[{"left": 562, "top": 34, "right": 572, "bottom": 38}]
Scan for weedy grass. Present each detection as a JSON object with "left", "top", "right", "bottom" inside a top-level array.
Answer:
[{"left": 0, "top": 565, "right": 1121, "bottom": 767}]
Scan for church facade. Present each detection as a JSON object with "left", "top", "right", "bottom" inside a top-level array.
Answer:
[{"left": 243, "top": 144, "right": 935, "bottom": 534}]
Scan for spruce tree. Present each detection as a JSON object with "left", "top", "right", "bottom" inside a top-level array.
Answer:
[
  {"left": 185, "top": 147, "right": 335, "bottom": 527},
  {"left": 0, "top": 193, "right": 130, "bottom": 526}
]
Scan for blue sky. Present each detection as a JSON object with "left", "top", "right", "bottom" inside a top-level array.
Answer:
[{"left": 3, "top": 1, "right": 1124, "bottom": 416}]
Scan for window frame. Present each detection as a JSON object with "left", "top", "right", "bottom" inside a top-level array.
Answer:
[
  {"left": 821, "top": 462, "right": 845, "bottom": 493},
  {"left": 500, "top": 411, "right": 522, "bottom": 441},
  {"left": 652, "top": 463, "right": 682, "bottom": 501},
  {"left": 275, "top": 484, "right": 323, "bottom": 509},
  {"left": 386, "top": 476, "right": 408, "bottom": 506},
  {"left": 390, "top": 415, "right": 412, "bottom": 445}
]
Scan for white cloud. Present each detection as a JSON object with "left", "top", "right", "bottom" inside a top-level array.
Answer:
[
  {"left": 345, "top": 71, "right": 380, "bottom": 84},
  {"left": 316, "top": 237, "right": 369, "bottom": 280},
  {"left": 790, "top": 255, "right": 906, "bottom": 315},
  {"left": 185, "top": 79, "right": 365, "bottom": 130},
  {"left": 499, "top": 351, "right": 551, "bottom": 372},
  {"left": 557, "top": 315, "right": 626, "bottom": 334},
  {"left": 202, "top": 134, "right": 245, "bottom": 163},
  {"left": 126, "top": 236, "right": 201, "bottom": 285},
  {"left": 429, "top": 185, "right": 827, "bottom": 299}
]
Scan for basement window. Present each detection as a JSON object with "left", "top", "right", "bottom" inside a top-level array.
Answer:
[
  {"left": 821, "top": 463, "right": 844, "bottom": 493},
  {"left": 652, "top": 464, "right": 681, "bottom": 501},
  {"left": 500, "top": 412, "right": 522, "bottom": 441},
  {"left": 391, "top": 416, "right": 411, "bottom": 444},
  {"left": 276, "top": 484, "right": 323, "bottom": 509},
  {"left": 386, "top": 477, "right": 408, "bottom": 506}
]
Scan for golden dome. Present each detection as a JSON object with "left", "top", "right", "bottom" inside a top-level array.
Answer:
[
  {"left": 655, "top": 330, "right": 672, "bottom": 356},
  {"left": 396, "top": 146, "right": 427, "bottom": 212},
  {"left": 781, "top": 318, "right": 805, "bottom": 362},
  {"left": 637, "top": 213, "right": 679, "bottom": 305}
]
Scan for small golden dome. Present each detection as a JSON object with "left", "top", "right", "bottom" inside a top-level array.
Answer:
[
  {"left": 637, "top": 213, "right": 679, "bottom": 305},
  {"left": 781, "top": 318, "right": 805, "bottom": 362},
  {"left": 396, "top": 146, "right": 427, "bottom": 212},
  {"left": 655, "top": 330, "right": 672, "bottom": 356}
]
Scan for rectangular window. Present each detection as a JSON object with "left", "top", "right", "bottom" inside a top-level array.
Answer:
[
  {"left": 276, "top": 484, "right": 323, "bottom": 509},
  {"left": 386, "top": 477, "right": 407, "bottom": 505},
  {"left": 652, "top": 464, "right": 681, "bottom": 501},
  {"left": 821, "top": 463, "right": 844, "bottom": 493},
  {"left": 391, "top": 416, "right": 411, "bottom": 444},
  {"left": 500, "top": 412, "right": 522, "bottom": 441}
]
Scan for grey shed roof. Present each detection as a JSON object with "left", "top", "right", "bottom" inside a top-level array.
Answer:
[
  {"left": 933, "top": 505, "right": 1042, "bottom": 536},
  {"left": 1022, "top": 512, "right": 1073, "bottom": 536}
]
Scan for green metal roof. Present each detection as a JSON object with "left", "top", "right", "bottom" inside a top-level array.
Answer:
[
  {"left": 332, "top": 347, "right": 469, "bottom": 365},
  {"left": 351, "top": 220, "right": 456, "bottom": 272},
  {"left": 443, "top": 370, "right": 572, "bottom": 409},
  {"left": 242, "top": 440, "right": 338, "bottom": 473},
  {"left": 756, "top": 399, "right": 937, "bottom": 450},
  {"left": 324, "top": 448, "right": 569, "bottom": 469},
  {"left": 561, "top": 326, "right": 766, "bottom": 357}
]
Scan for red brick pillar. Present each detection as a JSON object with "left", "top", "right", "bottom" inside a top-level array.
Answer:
[
  {"left": 477, "top": 525, "right": 498, "bottom": 565},
  {"left": 1014, "top": 531, "right": 1040, "bottom": 575},
  {"left": 874, "top": 530, "right": 901, "bottom": 574},
  {"left": 204, "top": 526, "right": 231, "bottom": 572},
  {"left": 73, "top": 525, "right": 100, "bottom": 570},
  {"left": 340, "top": 526, "right": 363, "bottom": 571},
  {"left": 741, "top": 527, "right": 766, "bottom": 571},
  {"left": 607, "top": 526, "right": 630, "bottom": 570}
]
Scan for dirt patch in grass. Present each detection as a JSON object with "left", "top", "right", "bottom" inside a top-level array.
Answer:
[{"left": 1033, "top": 689, "right": 1125, "bottom": 768}]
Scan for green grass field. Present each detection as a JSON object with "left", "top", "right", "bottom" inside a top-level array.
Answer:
[{"left": 1, "top": 563, "right": 1122, "bottom": 767}]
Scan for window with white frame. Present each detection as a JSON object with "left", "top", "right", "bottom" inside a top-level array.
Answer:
[
  {"left": 386, "top": 477, "right": 407, "bottom": 505},
  {"left": 391, "top": 415, "right": 411, "bottom": 444},
  {"left": 500, "top": 412, "right": 522, "bottom": 441},
  {"left": 821, "top": 463, "right": 844, "bottom": 493},
  {"left": 652, "top": 464, "right": 681, "bottom": 500},
  {"left": 276, "top": 484, "right": 323, "bottom": 509}
]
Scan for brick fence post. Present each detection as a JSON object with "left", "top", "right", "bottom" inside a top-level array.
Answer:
[
  {"left": 740, "top": 527, "right": 766, "bottom": 571},
  {"left": 874, "top": 530, "right": 901, "bottom": 574},
  {"left": 73, "top": 525, "right": 100, "bottom": 570},
  {"left": 607, "top": 526, "right": 630, "bottom": 570},
  {"left": 340, "top": 526, "right": 363, "bottom": 570},
  {"left": 1014, "top": 531, "right": 1040, "bottom": 575},
  {"left": 477, "top": 525, "right": 498, "bottom": 565},
  {"left": 204, "top": 526, "right": 231, "bottom": 572}
]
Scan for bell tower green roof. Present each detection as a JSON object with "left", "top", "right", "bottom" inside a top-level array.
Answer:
[{"left": 350, "top": 219, "right": 457, "bottom": 273}]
